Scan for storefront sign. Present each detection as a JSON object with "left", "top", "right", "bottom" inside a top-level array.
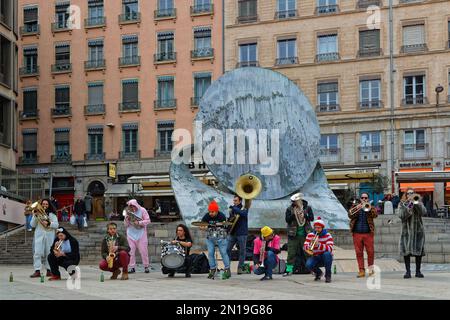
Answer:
[
  {"left": 33, "top": 168, "right": 49, "bottom": 174},
  {"left": 399, "top": 161, "right": 432, "bottom": 168},
  {"left": 107, "top": 163, "right": 117, "bottom": 179}
]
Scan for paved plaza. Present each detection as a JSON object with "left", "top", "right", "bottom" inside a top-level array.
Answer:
[{"left": 1, "top": 264, "right": 450, "bottom": 300}]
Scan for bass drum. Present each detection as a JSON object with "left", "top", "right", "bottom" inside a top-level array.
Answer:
[{"left": 161, "top": 243, "right": 185, "bottom": 269}]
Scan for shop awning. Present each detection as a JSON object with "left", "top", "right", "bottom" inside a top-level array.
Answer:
[
  {"left": 324, "top": 167, "right": 379, "bottom": 184},
  {"left": 128, "top": 172, "right": 216, "bottom": 190},
  {"left": 104, "top": 183, "right": 174, "bottom": 197},
  {"left": 397, "top": 168, "right": 438, "bottom": 192}
]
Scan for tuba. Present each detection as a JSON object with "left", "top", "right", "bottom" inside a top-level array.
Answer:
[
  {"left": 229, "top": 174, "right": 263, "bottom": 234},
  {"left": 31, "top": 201, "right": 51, "bottom": 229},
  {"left": 305, "top": 232, "right": 320, "bottom": 256}
]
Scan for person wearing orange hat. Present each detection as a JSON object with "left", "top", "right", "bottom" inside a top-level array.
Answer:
[
  {"left": 253, "top": 226, "right": 281, "bottom": 281},
  {"left": 200, "top": 200, "right": 231, "bottom": 279},
  {"left": 303, "top": 217, "right": 334, "bottom": 283}
]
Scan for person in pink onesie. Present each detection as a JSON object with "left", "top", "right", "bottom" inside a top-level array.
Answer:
[{"left": 124, "top": 199, "right": 151, "bottom": 273}]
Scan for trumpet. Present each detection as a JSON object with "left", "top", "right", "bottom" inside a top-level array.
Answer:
[
  {"left": 53, "top": 239, "right": 63, "bottom": 255},
  {"left": 402, "top": 194, "right": 421, "bottom": 210},
  {"left": 349, "top": 201, "right": 371, "bottom": 217},
  {"left": 31, "top": 201, "right": 51, "bottom": 229},
  {"left": 305, "top": 232, "right": 319, "bottom": 256}
]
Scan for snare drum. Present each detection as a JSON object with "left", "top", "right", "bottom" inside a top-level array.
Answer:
[
  {"left": 207, "top": 227, "right": 228, "bottom": 239},
  {"left": 161, "top": 242, "right": 185, "bottom": 269}
]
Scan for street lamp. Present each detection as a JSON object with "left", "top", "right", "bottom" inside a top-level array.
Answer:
[{"left": 435, "top": 84, "right": 444, "bottom": 107}]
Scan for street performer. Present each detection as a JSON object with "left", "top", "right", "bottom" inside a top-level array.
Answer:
[
  {"left": 304, "top": 217, "right": 334, "bottom": 283},
  {"left": 99, "top": 222, "right": 130, "bottom": 280},
  {"left": 253, "top": 226, "right": 281, "bottom": 281},
  {"left": 162, "top": 224, "right": 193, "bottom": 278},
  {"left": 226, "top": 195, "right": 249, "bottom": 275},
  {"left": 47, "top": 227, "right": 80, "bottom": 281},
  {"left": 283, "top": 193, "right": 314, "bottom": 276}
]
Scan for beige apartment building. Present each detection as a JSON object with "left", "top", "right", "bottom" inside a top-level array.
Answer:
[
  {"left": 225, "top": 0, "right": 450, "bottom": 209},
  {"left": 0, "top": 0, "right": 18, "bottom": 174},
  {"left": 17, "top": 0, "right": 222, "bottom": 217}
]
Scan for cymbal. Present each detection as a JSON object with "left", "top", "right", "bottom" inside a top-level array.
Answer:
[
  {"left": 191, "top": 221, "right": 209, "bottom": 227},
  {"left": 191, "top": 221, "right": 232, "bottom": 227}
]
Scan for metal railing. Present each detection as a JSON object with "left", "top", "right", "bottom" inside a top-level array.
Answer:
[
  {"left": 19, "top": 156, "right": 39, "bottom": 164},
  {"left": 191, "top": 4, "right": 214, "bottom": 15},
  {"left": 20, "top": 24, "right": 40, "bottom": 36},
  {"left": 275, "top": 57, "right": 299, "bottom": 65},
  {"left": 119, "top": 12, "right": 141, "bottom": 23},
  {"left": 357, "top": 0, "right": 382, "bottom": 9},
  {"left": 119, "top": 102, "right": 141, "bottom": 112},
  {"left": 51, "top": 62, "right": 72, "bottom": 73},
  {"left": 119, "top": 150, "right": 141, "bottom": 160},
  {"left": 19, "top": 66, "right": 39, "bottom": 76},
  {"left": 51, "top": 154, "right": 72, "bottom": 163},
  {"left": 85, "top": 59, "right": 106, "bottom": 70},
  {"left": 401, "top": 43, "right": 428, "bottom": 53},
  {"left": 85, "top": 16, "right": 106, "bottom": 28},
  {"left": 154, "top": 8, "right": 176, "bottom": 19},
  {"left": 191, "top": 48, "right": 214, "bottom": 59},
  {"left": 401, "top": 143, "right": 429, "bottom": 160},
  {"left": 401, "top": 96, "right": 429, "bottom": 106},
  {"left": 154, "top": 99, "right": 177, "bottom": 110},
  {"left": 84, "top": 104, "right": 105, "bottom": 115},
  {"left": 1, "top": 224, "right": 27, "bottom": 254},
  {"left": 316, "top": 104, "right": 340, "bottom": 112},
  {"left": 316, "top": 52, "right": 339, "bottom": 62},
  {"left": 319, "top": 148, "right": 341, "bottom": 163},
  {"left": 84, "top": 153, "right": 105, "bottom": 161},
  {"left": 20, "top": 110, "right": 39, "bottom": 120},
  {"left": 51, "top": 22, "right": 71, "bottom": 32},
  {"left": 359, "top": 100, "right": 383, "bottom": 109},
  {"left": 315, "top": 5, "right": 339, "bottom": 15},
  {"left": 119, "top": 56, "right": 140, "bottom": 67},
  {"left": 236, "top": 61, "right": 259, "bottom": 68},
  {"left": 358, "top": 145, "right": 383, "bottom": 161},
  {"left": 275, "top": 10, "right": 298, "bottom": 19},
  {"left": 237, "top": 15, "right": 258, "bottom": 23},
  {"left": 154, "top": 52, "right": 177, "bottom": 63},
  {"left": 51, "top": 105, "right": 71, "bottom": 117},
  {"left": 154, "top": 149, "right": 172, "bottom": 158},
  {"left": 358, "top": 48, "right": 382, "bottom": 57}
]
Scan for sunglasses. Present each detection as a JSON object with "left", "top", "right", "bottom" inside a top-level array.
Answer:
[
  {"left": 407, "top": 192, "right": 414, "bottom": 195},
  {"left": 361, "top": 197, "right": 368, "bottom": 200}
]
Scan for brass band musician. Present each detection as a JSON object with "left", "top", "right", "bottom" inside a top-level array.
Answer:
[{"left": 47, "top": 227, "right": 80, "bottom": 281}]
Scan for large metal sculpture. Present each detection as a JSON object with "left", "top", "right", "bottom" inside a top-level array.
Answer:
[{"left": 170, "top": 67, "right": 349, "bottom": 229}]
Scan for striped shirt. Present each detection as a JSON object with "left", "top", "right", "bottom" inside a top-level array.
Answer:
[{"left": 303, "top": 231, "right": 334, "bottom": 256}]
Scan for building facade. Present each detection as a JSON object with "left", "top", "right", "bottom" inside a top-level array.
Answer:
[
  {"left": 17, "top": 0, "right": 222, "bottom": 217},
  {"left": 0, "top": 0, "right": 19, "bottom": 173},
  {"left": 225, "top": 0, "right": 450, "bottom": 207}
]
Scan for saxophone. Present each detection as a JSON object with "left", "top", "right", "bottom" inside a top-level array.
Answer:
[{"left": 106, "top": 236, "right": 116, "bottom": 268}]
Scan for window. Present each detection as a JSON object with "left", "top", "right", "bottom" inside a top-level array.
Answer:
[
  {"left": 238, "top": 0, "right": 257, "bottom": 23},
  {"left": 123, "top": 124, "right": 138, "bottom": 154},
  {"left": 359, "top": 29, "right": 380, "bottom": 57},
  {"left": 404, "top": 129, "right": 426, "bottom": 159},
  {"left": 448, "top": 21, "right": 450, "bottom": 48},
  {"left": 88, "top": 39, "right": 104, "bottom": 62},
  {"left": 54, "top": 128, "right": 70, "bottom": 159},
  {"left": 157, "top": 76, "right": 175, "bottom": 108},
  {"left": 317, "top": 82, "right": 339, "bottom": 111},
  {"left": 55, "top": 1, "right": 70, "bottom": 29},
  {"left": 88, "top": 126, "right": 103, "bottom": 156},
  {"left": 193, "top": 73, "right": 211, "bottom": 105},
  {"left": 22, "top": 130, "right": 37, "bottom": 161},
  {"left": 0, "top": 0, "right": 12, "bottom": 27},
  {"left": 158, "top": 122, "right": 174, "bottom": 153},
  {"left": 402, "top": 24, "right": 426, "bottom": 53},
  {"left": 276, "top": 38, "right": 297, "bottom": 65},
  {"left": 121, "top": 35, "right": 139, "bottom": 65},
  {"left": 320, "top": 134, "right": 339, "bottom": 162},
  {"left": 87, "top": 0, "right": 104, "bottom": 25},
  {"left": 156, "top": 32, "right": 175, "bottom": 61},
  {"left": 0, "top": 36, "right": 11, "bottom": 86},
  {"left": 23, "top": 46, "right": 38, "bottom": 73},
  {"left": 0, "top": 96, "right": 11, "bottom": 146},
  {"left": 360, "top": 79, "right": 381, "bottom": 108},
  {"left": 22, "top": 88, "right": 38, "bottom": 117},
  {"left": 123, "top": 0, "right": 138, "bottom": 20},
  {"left": 276, "top": 0, "right": 296, "bottom": 18},
  {"left": 360, "top": 131, "right": 381, "bottom": 161},
  {"left": 193, "top": 28, "right": 212, "bottom": 57},
  {"left": 238, "top": 43, "right": 257, "bottom": 67},
  {"left": 317, "top": 34, "right": 338, "bottom": 62},
  {"left": 88, "top": 82, "right": 103, "bottom": 106},
  {"left": 55, "top": 43, "right": 70, "bottom": 67},
  {"left": 23, "top": 6, "right": 38, "bottom": 33},
  {"left": 157, "top": 0, "right": 175, "bottom": 17},
  {"left": 403, "top": 74, "right": 425, "bottom": 105},
  {"left": 122, "top": 79, "right": 139, "bottom": 109},
  {"left": 193, "top": 0, "right": 212, "bottom": 13},
  {"left": 316, "top": 0, "right": 338, "bottom": 14},
  {"left": 55, "top": 86, "right": 70, "bottom": 114}
]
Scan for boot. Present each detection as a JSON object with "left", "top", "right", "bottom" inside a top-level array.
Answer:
[
  {"left": 48, "top": 275, "right": 61, "bottom": 281},
  {"left": 30, "top": 270, "right": 41, "bottom": 278},
  {"left": 357, "top": 270, "right": 366, "bottom": 278},
  {"left": 144, "top": 267, "right": 150, "bottom": 273},
  {"left": 223, "top": 268, "right": 231, "bottom": 280},
  {"left": 314, "top": 270, "right": 323, "bottom": 281},
  {"left": 325, "top": 275, "right": 332, "bottom": 283},
  {"left": 404, "top": 255, "right": 411, "bottom": 279},
  {"left": 207, "top": 269, "right": 216, "bottom": 279},
  {"left": 121, "top": 269, "right": 129, "bottom": 280},
  {"left": 128, "top": 268, "right": 136, "bottom": 274},
  {"left": 415, "top": 256, "right": 424, "bottom": 278},
  {"left": 110, "top": 269, "right": 121, "bottom": 280},
  {"left": 46, "top": 270, "right": 53, "bottom": 277}
]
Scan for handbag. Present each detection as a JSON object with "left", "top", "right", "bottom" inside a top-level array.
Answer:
[
  {"left": 69, "top": 214, "right": 76, "bottom": 225},
  {"left": 83, "top": 216, "right": 88, "bottom": 228}
]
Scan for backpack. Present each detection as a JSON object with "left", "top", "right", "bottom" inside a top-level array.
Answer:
[{"left": 190, "top": 253, "right": 210, "bottom": 274}]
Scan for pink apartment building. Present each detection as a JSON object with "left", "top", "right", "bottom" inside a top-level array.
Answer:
[{"left": 17, "top": 0, "right": 223, "bottom": 218}]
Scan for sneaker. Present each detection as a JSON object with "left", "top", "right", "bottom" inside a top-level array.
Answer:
[
  {"left": 46, "top": 270, "right": 53, "bottom": 277},
  {"left": 224, "top": 268, "right": 231, "bottom": 279},
  {"left": 48, "top": 275, "right": 61, "bottom": 281},
  {"left": 185, "top": 273, "right": 191, "bottom": 278},
  {"left": 120, "top": 270, "right": 129, "bottom": 280},
  {"left": 403, "top": 271, "right": 411, "bottom": 279},
  {"left": 30, "top": 270, "right": 41, "bottom": 278},
  {"left": 260, "top": 275, "right": 272, "bottom": 281},
  {"left": 314, "top": 270, "right": 323, "bottom": 281},
  {"left": 282, "top": 271, "right": 291, "bottom": 277},
  {"left": 207, "top": 269, "right": 216, "bottom": 279},
  {"left": 128, "top": 268, "right": 136, "bottom": 274},
  {"left": 237, "top": 268, "right": 243, "bottom": 275},
  {"left": 415, "top": 272, "right": 424, "bottom": 278},
  {"left": 110, "top": 269, "right": 121, "bottom": 280},
  {"left": 144, "top": 267, "right": 150, "bottom": 274},
  {"left": 357, "top": 270, "right": 366, "bottom": 278},
  {"left": 168, "top": 273, "right": 175, "bottom": 278},
  {"left": 325, "top": 276, "right": 332, "bottom": 283}
]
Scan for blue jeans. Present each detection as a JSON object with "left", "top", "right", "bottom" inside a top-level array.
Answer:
[
  {"left": 206, "top": 237, "right": 230, "bottom": 269},
  {"left": 25, "top": 215, "right": 32, "bottom": 230},
  {"left": 254, "top": 251, "right": 277, "bottom": 278},
  {"left": 76, "top": 214, "right": 85, "bottom": 230},
  {"left": 227, "top": 235, "right": 247, "bottom": 268},
  {"left": 306, "top": 251, "right": 333, "bottom": 277}
]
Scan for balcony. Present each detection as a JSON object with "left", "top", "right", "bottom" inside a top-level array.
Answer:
[
  {"left": 51, "top": 62, "right": 72, "bottom": 74},
  {"left": 85, "top": 153, "right": 105, "bottom": 161},
  {"left": 237, "top": 15, "right": 258, "bottom": 24},
  {"left": 359, "top": 100, "right": 383, "bottom": 109},
  {"left": 154, "top": 8, "right": 177, "bottom": 20},
  {"left": 51, "top": 154, "right": 72, "bottom": 163},
  {"left": 119, "top": 56, "right": 141, "bottom": 67},
  {"left": 319, "top": 148, "right": 341, "bottom": 163},
  {"left": 315, "top": 5, "right": 339, "bottom": 15},
  {"left": 191, "top": 4, "right": 214, "bottom": 16},
  {"left": 19, "top": 66, "right": 39, "bottom": 77},
  {"left": 51, "top": 105, "right": 71, "bottom": 118},
  {"left": 358, "top": 146, "right": 384, "bottom": 162},
  {"left": 358, "top": 48, "right": 382, "bottom": 58},
  {"left": 154, "top": 99, "right": 177, "bottom": 110},
  {"left": 119, "top": 150, "right": 141, "bottom": 160},
  {"left": 84, "top": 104, "right": 105, "bottom": 116},
  {"left": 19, "top": 110, "right": 39, "bottom": 120},
  {"left": 19, "top": 156, "right": 39, "bottom": 165},
  {"left": 275, "top": 57, "right": 299, "bottom": 66},
  {"left": 401, "top": 43, "right": 428, "bottom": 54},
  {"left": 119, "top": 102, "right": 141, "bottom": 113},
  {"left": 316, "top": 104, "right": 340, "bottom": 112},
  {"left": 84, "top": 16, "right": 106, "bottom": 28},
  {"left": 51, "top": 22, "right": 71, "bottom": 33},
  {"left": 401, "top": 96, "right": 429, "bottom": 106},
  {"left": 401, "top": 144, "right": 429, "bottom": 160},
  {"left": 154, "top": 149, "right": 172, "bottom": 158},
  {"left": 191, "top": 48, "right": 214, "bottom": 60},
  {"left": 84, "top": 59, "right": 106, "bottom": 71},
  {"left": 154, "top": 52, "right": 177, "bottom": 64},
  {"left": 357, "top": 0, "right": 382, "bottom": 9},
  {"left": 119, "top": 12, "right": 141, "bottom": 25},
  {"left": 236, "top": 61, "right": 259, "bottom": 68},
  {"left": 275, "top": 10, "right": 298, "bottom": 19},
  {"left": 316, "top": 52, "right": 339, "bottom": 63},
  {"left": 20, "top": 24, "right": 40, "bottom": 36}
]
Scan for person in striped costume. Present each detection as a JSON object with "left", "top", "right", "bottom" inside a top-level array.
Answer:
[{"left": 304, "top": 217, "right": 334, "bottom": 283}]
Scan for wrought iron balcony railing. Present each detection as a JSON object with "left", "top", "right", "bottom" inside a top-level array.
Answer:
[
  {"left": 316, "top": 52, "right": 340, "bottom": 63},
  {"left": 119, "top": 56, "right": 140, "bottom": 67},
  {"left": 401, "top": 96, "right": 429, "bottom": 106},
  {"left": 358, "top": 48, "right": 382, "bottom": 58},
  {"left": 19, "top": 66, "right": 39, "bottom": 77},
  {"left": 119, "top": 150, "right": 141, "bottom": 160},
  {"left": 359, "top": 100, "right": 383, "bottom": 109},
  {"left": 20, "top": 24, "right": 40, "bottom": 36},
  {"left": 319, "top": 148, "right": 341, "bottom": 163},
  {"left": 358, "top": 146, "right": 384, "bottom": 162},
  {"left": 275, "top": 57, "right": 299, "bottom": 66},
  {"left": 84, "top": 16, "right": 106, "bottom": 28},
  {"left": 316, "top": 104, "right": 340, "bottom": 112},
  {"left": 191, "top": 4, "right": 214, "bottom": 15},
  {"left": 191, "top": 48, "right": 214, "bottom": 59},
  {"left": 315, "top": 5, "right": 339, "bottom": 15},
  {"left": 20, "top": 110, "right": 39, "bottom": 120},
  {"left": 51, "top": 62, "right": 72, "bottom": 73},
  {"left": 154, "top": 99, "right": 177, "bottom": 110},
  {"left": 119, "top": 12, "right": 141, "bottom": 24},
  {"left": 154, "top": 52, "right": 177, "bottom": 63},
  {"left": 236, "top": 61, "right": 259, "bottom": 68},
  {"left": 51, "top": 105, "right": 71, "bottom": 117},
  {"left": 84, "top": 153, "right": 105, "bottom": 161},
  {"left": 119, "top": 102, "right": 141, "bottom": 112},
  {"left": 401, "top": 43, "right": 428, "bottom": 54},
  {"left": 154, "top": 8, "right": 177, "bottom": 19},
  {"left": 85, "top": 59, "right": 106, "bottom": 70},
  {"left": 401, "top": 143, "right": 429, "bottom": 160},
  {"left": 275, "top": 10, "right": 298, "bottom": 19},
  {"left": 51, "top": 154, "right": 72, "bottom": 163},
  {"left": 84, "top": 104, "right": 105, "bottom": 115}
]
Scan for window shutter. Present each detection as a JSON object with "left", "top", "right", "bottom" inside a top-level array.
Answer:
[
  {"left": 23, "top": 133, "right": 37, "bottom": 151},
  {"left": 55, "top": 128, "right": 70, "bottom": 143},
  {"left": 55, "top": 44, "right": 70, "bottom": 54},
  {"left": 359, "top": 30, "right": 380, "bottom": 50},
  {"left": 55, "top": 87, "right": 70, "bottom": 104},
  {"left": 23, "top": 90, "right": 37, "bottom": 112},
  {"left": 318, "top": 82, "right": 338, "bottom": 93},
  {"left": 403, "top": 25, "right": 425, "bottom": 46},
  {"left": 24, "top": 7, "right": 38, "bottom": 23},
  {"left": 122, "top": 80, "right": 138, "bottom": 102}
]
